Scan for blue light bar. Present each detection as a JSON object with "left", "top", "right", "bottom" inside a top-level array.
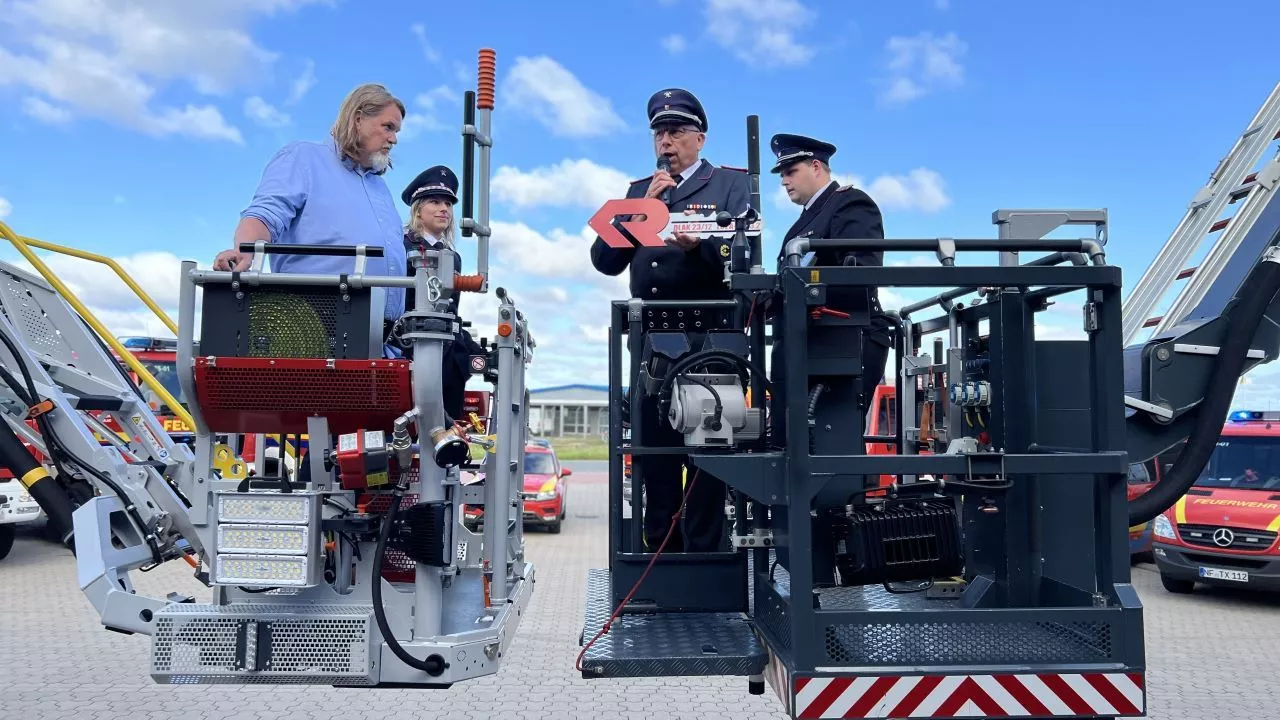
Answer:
[
  {"left": 117, "top": 336, "right": 178, "bottom": 351},
  {"left": 1228, "top": 410, "right": 1279, "bottom": 422}
]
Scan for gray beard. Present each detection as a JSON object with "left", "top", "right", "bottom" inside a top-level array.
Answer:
[{"left": 366, "top": 150, "right": 391, "bottom": 173}]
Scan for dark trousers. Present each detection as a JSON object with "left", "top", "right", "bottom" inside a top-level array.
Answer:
[{"left": 636, "top": 388, "right": 727, "bottom": 553}]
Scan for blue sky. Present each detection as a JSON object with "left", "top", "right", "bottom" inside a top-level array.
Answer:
[{"left": 2, "top": 0, "right": 1280, "bottom": 410}]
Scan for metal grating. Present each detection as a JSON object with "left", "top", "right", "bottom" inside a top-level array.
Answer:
[
  {"left": 824, "top": 620, "right": 1114, "bottom": 666},
  {"left": 766, "top": 561, "right": 1116, "bottom": 667},
  {"left": 151, "top": 603, "right": 375, "bottom": 685},
  {"left": 579, "top": 568, "right": 766, "bottom": 678},
  {"left": 360, "top": 490, "right": 421, "bottom": 583},
  {"left": 246, "top": 291, "right": 342, "bottom": 358},
  {"left": 193, "top": 357, "right": 411, "bottom": 434}
]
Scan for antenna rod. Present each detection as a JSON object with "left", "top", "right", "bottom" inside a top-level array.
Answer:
[
  {"left": 746, "top": 114, "right": 762, "bottom": 269},
  {"left": 474, "top": 49, "right": 496, "bottom": 289},
  {"left": 461, "top": 90, "right": 476, "bottom": 238}
]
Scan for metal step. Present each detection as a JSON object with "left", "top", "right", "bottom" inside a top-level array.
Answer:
[{"left": 578, "top": 568, "right": 766, "bottom": 679}]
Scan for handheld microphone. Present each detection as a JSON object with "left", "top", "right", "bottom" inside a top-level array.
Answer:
[{"left": 657, "top": 156, "right": 672, "bottom": 205}]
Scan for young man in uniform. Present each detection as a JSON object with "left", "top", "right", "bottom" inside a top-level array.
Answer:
[
  {"left": 768, "top": 133, "right": 890, "bottom": 442},
  {"left": 590, "top": 88, "right": 750, "bottom": 553}
]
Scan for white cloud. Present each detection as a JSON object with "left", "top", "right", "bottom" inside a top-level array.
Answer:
[
  {"left": 865, "top": 168, "right": 951, "bottom": 212},
  {"left": 0, "top": 197, "right": 11, "bottom": 218},
  {"left": 487, "top": 221, "right": 628, "bottom": 292},
  {"left": 453, "top": 273, "right": 626, "bottom": 388},
  {"left": 877, "top": 31, "right": 968, "bottom": 105},
  {"left": 286, "top": 59, "right": 316, "bottom": 105},
  {"left": 446, "top": 219, "right": 639, "bottom": 386},
  {"left": 39, "top": 250, "right": 188, "bottom": 312},
  {"left": 20, "top": 96, "right": 72, "bottom": 124},
  {"left": 492, "top": 159, "right": 631, "bottom": 210},
  {"left": 770, "top": 169, "right": 950, "bottom": 213},
  {"left": 0, "top": 0, "right": 329, "bottom": 142},
  {"left": 1232, "top": 363, "right": 1280, "bottom": 410},
  {"left": 662, "top": 34, "right": 687, "bottom": 55},
  {"left": 399, "top": 85, "right": 458, "bottom": 140},
  {"left": 503, "top": 56, "right": 627, "bottom": 138},
  {"left": 888, "top": 253, "right": 941, "bottom": 268},
  {"left": 705, "top": 0, "right": 817, "bottom": 68},
  {"left": 409, "top": 23, "right": 441, "bottom": 64},
  {"left": 244, "top": 96, "right": 290, "bottom": 127},
  {"left": 453, "top": 61, "right": 471, "bottom": 85}
]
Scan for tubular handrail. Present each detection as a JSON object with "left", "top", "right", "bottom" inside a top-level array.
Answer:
[
  {"left": 0, "top": 221, "right": 195, "bottom": 430},
  {"left": 15, "top": 234, "right": 178, "bottom": 335}
]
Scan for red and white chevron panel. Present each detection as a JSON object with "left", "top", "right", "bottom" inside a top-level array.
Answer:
[
  {"left": 794, "top": 672, "right": 1145, "bottom": 718},
  {"left": 764, "top": 646, "right": 793, "bottom": 715}
]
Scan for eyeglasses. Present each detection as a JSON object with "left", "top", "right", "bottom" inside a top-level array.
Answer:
[{"left": 652, "top": 125, "right": 699, "bottom": 140}]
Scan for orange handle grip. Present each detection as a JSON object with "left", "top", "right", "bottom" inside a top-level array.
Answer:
[
  {"left": 455, "top": 273, "right": 485, "bottom": 292},
  {"left": 477, "top": 48, "right": 496, "bottom": 110}
]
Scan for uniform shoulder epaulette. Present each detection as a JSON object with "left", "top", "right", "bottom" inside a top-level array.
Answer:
[
  {"left": 718, "top": 164, "right": 748, "bottom": 173},
  {"left": 836, "top": 183, "right": 856, "bottom": 192},
  {"left": 629, "top": 174, "right": 654, "bottom": 185}
]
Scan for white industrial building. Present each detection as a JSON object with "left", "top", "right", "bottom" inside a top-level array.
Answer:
[{"left": 527, "top": 384, "right": 612, "bottom": 437}]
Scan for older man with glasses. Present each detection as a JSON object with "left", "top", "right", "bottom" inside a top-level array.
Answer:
[{"left": 590, "top": 87, "right": 750, "bottom": 555}]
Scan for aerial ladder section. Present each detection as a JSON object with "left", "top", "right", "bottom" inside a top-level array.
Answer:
[
  {"left": 1122, "top": 80, "right": 1280, "bottom": 525},
  {"left": 1121, "top": 81, "right": 1280, "bottom": 348}
]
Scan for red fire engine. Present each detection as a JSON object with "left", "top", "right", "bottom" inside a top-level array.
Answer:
[{"left": 1149, "top": 409, "right": 1280, "bottom": 592}]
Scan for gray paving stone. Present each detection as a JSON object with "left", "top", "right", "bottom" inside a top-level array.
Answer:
[{"left": 0, "top": 473, "right": 1275, "bottom": 719}]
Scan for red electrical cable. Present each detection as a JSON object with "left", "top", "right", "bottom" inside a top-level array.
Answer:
[{"left": 575, "top": 468, "right": 700, "bottom": 673}]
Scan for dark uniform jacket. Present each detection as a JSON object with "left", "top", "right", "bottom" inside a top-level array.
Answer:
[
  {"left": 403, "top": 231, "right": 485, "bottom": 420},
  {"left": 777, "top": 180, "right": 887, "bottom": 320},
  {"left": 590, "top": 159, "right": 750, "bottom": 300},
  {"left": 779, "top": 181, "right": 885, "bottom": 278},
  {"left": 771, "top": 181, "right": 891, "bottom": 410}
]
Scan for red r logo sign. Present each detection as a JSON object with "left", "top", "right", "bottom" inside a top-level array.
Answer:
[{"left": 588, "top": 198, "right": 670, "bottom": 249}]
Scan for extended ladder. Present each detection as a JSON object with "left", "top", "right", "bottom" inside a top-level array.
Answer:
[{"left": 1122, "top": 81, "right": 1280, "bottom": 348}]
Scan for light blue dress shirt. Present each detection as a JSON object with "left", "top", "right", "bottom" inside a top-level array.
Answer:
[{"left": 240, "top": 139, "right": 406, "bottom": 321}]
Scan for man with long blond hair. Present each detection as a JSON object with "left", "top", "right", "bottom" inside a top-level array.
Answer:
[{"left": 214, "top": 83, "right": 409, "bottom": 322}]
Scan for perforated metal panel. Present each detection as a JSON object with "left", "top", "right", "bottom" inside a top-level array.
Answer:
[
  {"left": 824, "top": 619, "right": 1114, "bottom": 666},
  {"left": 0, "top": 275, "right": 75, "bottom": 362},
  {"left": 765, "top": 560, "right": 1118, "bottom": 668},
  {"left": 361, "top": 489, "right": 421, "bottom": 583},
  {"left": 151, "top": 603, "right": 376, "bottom": 685},
  {"left": 193, "top": 357, "right": 412, "bottom": 434}
]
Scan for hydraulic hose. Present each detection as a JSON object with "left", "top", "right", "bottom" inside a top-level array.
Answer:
[
  {"left": 0, "top": 416, "right": 76, "bottom": 547},
  {"left": 1128, "top": 252, "right": 1280, "bottom": 526},
  {"left": 371, "top": 484, "right": 448, "bottom": 678},
  {"left": 656, "top": 349, "right": 770, "bottom": 408}
]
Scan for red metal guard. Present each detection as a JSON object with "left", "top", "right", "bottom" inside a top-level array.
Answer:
[{"left": 193, "top": 356, "right": 412, "bottom": 435}]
